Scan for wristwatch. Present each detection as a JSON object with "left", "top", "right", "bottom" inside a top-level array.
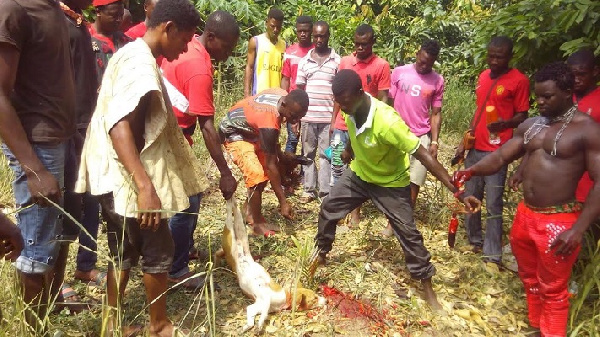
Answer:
[{"left": 431, "top": 141, "right": 439, "bottom": 146}]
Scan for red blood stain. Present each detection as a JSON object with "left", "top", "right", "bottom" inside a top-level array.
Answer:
[{"left": 321, "top": 285, "right": 406, "bottom": 335}]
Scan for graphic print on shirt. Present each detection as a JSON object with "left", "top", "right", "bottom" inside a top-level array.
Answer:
[
  {"left": 253, "top": 93, "right": 280, "bottom": 107},
  {"left": 395, "top": 77, "right": 435, "bottom": 99}
]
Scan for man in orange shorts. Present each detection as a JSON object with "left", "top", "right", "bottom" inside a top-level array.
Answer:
[{"left": 219, "top": 88, "right": 309, "bottom": 236}]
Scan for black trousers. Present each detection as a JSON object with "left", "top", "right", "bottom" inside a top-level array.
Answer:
[{"left": 315, "top": 170, "right": 436, "bottom": 280}]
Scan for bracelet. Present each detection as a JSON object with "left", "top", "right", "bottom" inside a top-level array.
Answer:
[{"left": 431, "top": 141, "right": 439, "bottom": 146}]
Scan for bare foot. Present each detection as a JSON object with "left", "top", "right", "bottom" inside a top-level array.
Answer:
[
  {"left": 421, "top": 278, "right": 443, "bottom": 311},
  {"left": 252, "top": 223, "right": 276, "bottom": 237},
  {"left": 149, "top": 321, "right": 174, "bottom": 337},
  {"left": 380, "top": 223, "right": 394, "bottom": 237},
  {"left": 308, "top": 253, "right": 326, "bottom": 277},
  {"left": 254, "top": 220, "right": 280, "bottom": 232},
  {"left": 264, "top": 222, "right": 281, "bottom": 232}
]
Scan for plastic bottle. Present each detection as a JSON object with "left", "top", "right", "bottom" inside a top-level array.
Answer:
[
  {"left": 448, "top": 213, "right": 459, "bottom": 248},
  {"left": 568, "top": 281, "right": 579, "bottom": 297},
  {"left": 486, "top": 105, "right": 501, "bottom": 145}
]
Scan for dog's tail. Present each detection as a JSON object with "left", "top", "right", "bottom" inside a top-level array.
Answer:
[{"left": 226, "top": 198, "right": 252, "bottom": 257}]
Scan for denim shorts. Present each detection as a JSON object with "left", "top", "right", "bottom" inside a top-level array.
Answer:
[{"left": 2, "top": 142, "right": 66, "bottom": 274}]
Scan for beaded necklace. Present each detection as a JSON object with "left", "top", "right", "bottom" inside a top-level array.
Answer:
[{"left": 59, "top": 2, "right": 83, "bottom": 27}]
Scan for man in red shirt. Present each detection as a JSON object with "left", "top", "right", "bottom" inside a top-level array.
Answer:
[
  {"left": 281, "top": 15, "right": 314, "bottom": 154},
  {"left": 330, "top": 24, "right": 391, "bottom": 225},
  {"left": 160, "top": 11, "right": 239, "bottom": 289},
  {"left": 219, "top": 89, "right": 309, "bottom": 236},
  {"left": 89, "top": 0, "right": 132, "bottom": 85},
  {"left": 569, "top": 49, "right": 600, "bottom": 242},
  {"left": 125, "top": 0, "right": 158, "bottom": 39},
  {"left": 569, "top": 49, "right": 600, "bottom": 203},
  {"left": 455, "top": 36, "right": 529, "bottom": 266}
]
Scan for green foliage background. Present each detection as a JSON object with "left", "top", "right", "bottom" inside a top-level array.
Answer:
[{"left": 118, "top": 0, "right": 599, "bottom": 85}]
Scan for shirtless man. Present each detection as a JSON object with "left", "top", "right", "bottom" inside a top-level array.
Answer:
[{"left": 453, "top": 62, "right": 600, "bottom": 337}]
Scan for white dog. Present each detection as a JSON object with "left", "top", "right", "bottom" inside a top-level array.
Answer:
[{"left": 217, "top": 199, "right": 323, "bottom": 332}]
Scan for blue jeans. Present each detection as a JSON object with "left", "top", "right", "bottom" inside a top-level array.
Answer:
[
  {"left": 464, "top": 149, "right": 508, "bottom": 263},
  {"left": 75, "top": 193, "right": 100, "bottom": 271},
  {"left": 285, "top": 122, "right": 299, "bottom": 153},
  {"left": 62, "top": 134, "right": 100, "bottom": 272},
  {"left": 2, "top": 142, "right": 66, "bottom": 274},
  {"left": 168, "top": 193, "right": 202, "bottom": 278}
]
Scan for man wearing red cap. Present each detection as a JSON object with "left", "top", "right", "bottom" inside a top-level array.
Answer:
[{"left": 90, "top": 0, "right": 132, "bottom": 85}]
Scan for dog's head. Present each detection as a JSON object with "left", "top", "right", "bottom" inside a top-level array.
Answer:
[{"left": 285, "top": 287, "right": 326, "bottom": 311}]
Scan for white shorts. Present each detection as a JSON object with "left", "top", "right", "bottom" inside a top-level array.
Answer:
[{"left": 409, "top": 133, "right": 431, "bottom": 187}]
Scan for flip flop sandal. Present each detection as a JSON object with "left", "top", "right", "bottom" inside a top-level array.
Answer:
[
  {"left": 299, "top": 195, "right": 316, "bottom": 203},
  {"left": 60, "top": 283, "right": 80, "bottom": 302},
  {"left": 55, "top": 283, "right": 89, "bottom": 314},
  {"left": 89, "top": 271, "right": 107, "bottom": 288}
]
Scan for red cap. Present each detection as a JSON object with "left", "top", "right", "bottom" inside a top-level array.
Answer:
[{"left": 93, "top": 0, "right": 121, "bottom": 7}]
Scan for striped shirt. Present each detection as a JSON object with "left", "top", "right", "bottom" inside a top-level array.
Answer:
[{"left": 296, "top": 48, "right": 341, "bottom": 123}]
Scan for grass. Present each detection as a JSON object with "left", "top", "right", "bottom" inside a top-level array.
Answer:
[{"left": 0, "top": 81, "right": 598, "bottom": 336}]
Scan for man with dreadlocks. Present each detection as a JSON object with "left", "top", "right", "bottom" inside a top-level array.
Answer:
[{"left": 453, "top": 62, "right": 600, "bottom": 337}]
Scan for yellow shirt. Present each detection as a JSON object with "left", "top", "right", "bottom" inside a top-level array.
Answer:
[
  {"left": 252, "top": 33, "right": 286, "bottom": 95},
  {"left": 75, "top": 39, "right": 208, "bottom": 218}
]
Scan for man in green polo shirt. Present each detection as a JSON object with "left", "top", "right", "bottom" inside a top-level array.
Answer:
[{"left": 315, "top": 69, "right": 480, "bottom": 309}]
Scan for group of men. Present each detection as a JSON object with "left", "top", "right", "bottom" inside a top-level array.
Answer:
[
  {"left": 239, "top": 10, "right": 448, "bottom": 237},
  {"left": 0, "top": 1, "right": 598, "bottom": 336}
]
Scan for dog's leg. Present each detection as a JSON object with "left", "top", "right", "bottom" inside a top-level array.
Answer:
[
  {"left": 242, "top": 302, "right": 259, "bottom": 332},
  {"left": 256, "top": 295, "right": 272, "bottom": 331}
]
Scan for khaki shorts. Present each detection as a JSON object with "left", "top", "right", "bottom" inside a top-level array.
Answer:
[{"left": 409, "top": 133, "right": 431, "bottom": 187}]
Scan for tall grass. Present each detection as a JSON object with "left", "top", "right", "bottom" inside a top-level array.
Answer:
[
  {"left": 0, "top": 156, "right": 13, "bottom": 208},
  {"left": 441, "top": 80, "right": 476, "bottom": 136},
  {"left": 569, "top": 234, "right": 600, "bottom": 336},
  {"left": 0, "top": 160, "right": 220, "bottom": 336}
]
